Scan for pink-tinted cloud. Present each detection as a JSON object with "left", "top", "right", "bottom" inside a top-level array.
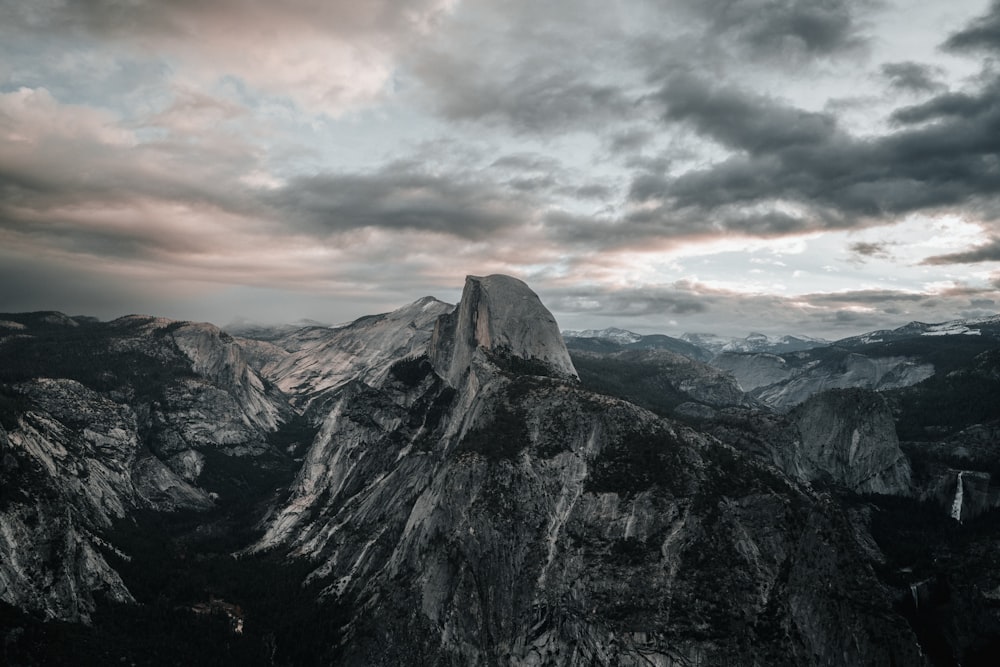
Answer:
[{"left": 3, "top": 0, "right": 455, "bottom": 115}]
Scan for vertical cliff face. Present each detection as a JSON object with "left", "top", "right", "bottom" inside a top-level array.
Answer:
[
  {"left": 790, "top": 388, "right": 911, "bottom": 495},
  {"left": 431, "top": 275, "right": 578, "bottom": 387}
]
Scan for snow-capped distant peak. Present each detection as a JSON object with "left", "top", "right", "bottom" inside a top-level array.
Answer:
[
  {"left": 921, "top": 322, "right": 982, "bottom": 337},
  {"left": 562, "top": 327, "right": 642, "bottom": 344}
]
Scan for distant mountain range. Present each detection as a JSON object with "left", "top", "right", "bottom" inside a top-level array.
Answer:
[
  {"left": 833, "top": 314, "right": 1000, "bottom": 348},
  {"left": 564, "top": 315, "right": 1000, "bottom": 359},
  {"left": 562, "top": 327, "right": 829, "bottom": 358}
]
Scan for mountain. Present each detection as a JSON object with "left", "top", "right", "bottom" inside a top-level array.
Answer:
[
  {"left": 563, "top": 327, "right": 714, "bottom": 362},
  {"left": 250, "top": 275, "right": 923, "bottom": 665},
  {"left": 834, "top": 315, "right": 1000, "bottom": 348},
  {"left": 0, "top": 313, "right": 302, "bottom": 626},
  {"left": 243, "top": 296, "right": 455, "bottom": 418},
  {"left": 789, "top": 388, "right": 912, "bottom": 495},
  {"left": 713, "top": 348, "right": 935, "bottom": 411},
  {"left": 222, "top": 317, "right": 332, "bottom": 342},
  {"left": 681, "top": 331, "right": 830, "bottom": 355},
  {"left": 700, "top": 388, "right": 911, "bottom": 496},
  {"left": 710, "top": 313, "right": 1000, "bottom": 413},
  {"left": 5, "top": 285, "right": 1000, "bottom": 665},
  {"left": 569, "top": 348, "right": 756, "bottom": 420},
  {"left": 562, "top": 327, "right": 642, "bottom": 344}
]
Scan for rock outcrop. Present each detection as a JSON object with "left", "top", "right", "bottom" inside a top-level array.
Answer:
[
  {"left": 789, "top": 388, "right": 911, "bottom": 495},
  {"left": 917, "top": 468, "right": 998, "bottom": 522},
  {"left": 431, "top": 274, "right": 578, "bottom": 387},
  {"left": 715, "top": 350, "right": 934, "bottom": 411},
  {"left": 712, "top": 352, "right": 794, "bottom": 392}
]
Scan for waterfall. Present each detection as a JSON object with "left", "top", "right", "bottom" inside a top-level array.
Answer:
[
  {"left": 950, "top": 471, "right": 965, "bottom": 522},
  {"left": 910, "top": 583, "right": 919, "bottom": 610}
]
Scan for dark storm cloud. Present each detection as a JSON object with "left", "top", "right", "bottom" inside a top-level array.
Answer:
[
  {"left": 890, "top": 89, "right": 996, "bottom": 124},
  {"left": 620, "top": 72, "right": 1000, "bottom": 239},
  {"left": 266, "top": 165, "right": 533, "bottom": 240},
  {"left": 923, "top": 237, "right": 1000, "bottom": 265},
  {"left": 880, "top": 62, "right": 946, "bottom": 93},
  {"left": 656, "top": 74, "right": 841, "bottom": 154},
  {"left": 674, "top": 0, "right": 874, "bottom": 60},
  {"left": 943, "top": 0, "right": 1000, "bottom": 54}
]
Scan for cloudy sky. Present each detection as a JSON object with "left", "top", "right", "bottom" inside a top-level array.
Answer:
[{"left": 3, "top": 0, "right": 1000, "bottom": 337}]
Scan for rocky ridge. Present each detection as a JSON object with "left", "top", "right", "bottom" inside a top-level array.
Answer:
[
  {"left": 246, "top": 296, "right": 454, "bottom": 416},
  {"left": 714, "top": 349, "right": 934, "bottom": 411}
]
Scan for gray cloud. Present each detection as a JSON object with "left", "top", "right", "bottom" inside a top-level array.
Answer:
[
  {"left": 656, "top": 74, "right": 841, "bottom": 154},
  {"left": 673, "top": 0, "right": 874, "bottom": 60},
  {"left": 0, "top": 0, "right": 448, "bottom": 44},
  {"left": 543, "top": 280, "right": 1000, "bottom": 339},
  {"left": 0, "top": 0, "right": 456, "bottom": 115},
  {"left": 546, "top": 284, "right": 710, "bottom": 319},
  {"left": 614, "top": 72, "right": 1000, "bottom": 241},
  {"left": 890, "top": 89, "right": 996, "bottom": 124},
  {"left": 923, "top": 237, "right": 1000, "bottom": 265},
  {"left": 880, "top": 62, "right": 946, "bottom": 93},
  {"left": 847, "top": 241, "right": 893, "bottom": 262},
  {"left": 605, "top": 128, "right": 656, "bottom": 155},
  {"left": 802, "top": 289, "right": 927, "bottom": 305},
  {"left": 943, "top": 0, "right": 1000, "bottom": 54},
  {"left": 266, "top": 165, "right": 535, "bottom": 241},
  {"left": 413, "top": 54, "right": 636, "bottom": 134}
]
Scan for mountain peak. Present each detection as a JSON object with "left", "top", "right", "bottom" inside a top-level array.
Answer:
[{"left": 430, "top": 274, "right": 578, "bottom": 386}]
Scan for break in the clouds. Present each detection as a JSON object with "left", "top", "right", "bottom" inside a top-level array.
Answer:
[{"left": 2, "top": 0, "right": 1000, "bottom": 337}]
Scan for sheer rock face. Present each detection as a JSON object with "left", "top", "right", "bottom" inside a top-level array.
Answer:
[
  {"left": 919, "top": 469, "right": 998, "bottom": 522},
  {"left": 715, "top": 351, "right": 934, "bottom": 411},
  {"left": 790, "top": 388, "right": 911, "bottom": 495},
  {"left": 431, "top": 275, "right": 578, "bottom": 388}
]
